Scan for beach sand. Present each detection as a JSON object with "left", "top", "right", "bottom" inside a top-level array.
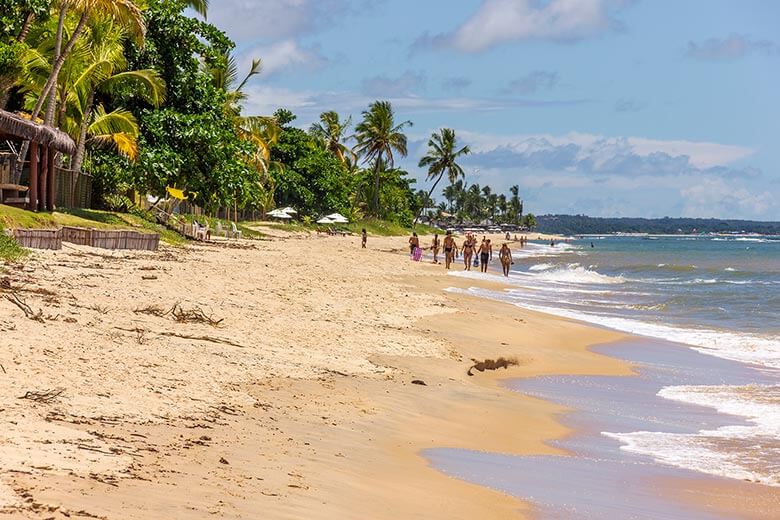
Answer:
[{"left": 0, "top": 230, "right": 772, "bottom": 518}]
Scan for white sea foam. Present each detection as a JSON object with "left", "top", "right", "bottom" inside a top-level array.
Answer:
[
  {"left": 529, "top": 263, "right": 555, "bottom": 271},
  {"left": 445, "top": 285, "right": 780, "bottom": 369},
  {"left": 604, "top": 384, "right": 780, "bottom": 486},
  {"left": 529, "top": 265, "right": 625, "bottom": 285}
]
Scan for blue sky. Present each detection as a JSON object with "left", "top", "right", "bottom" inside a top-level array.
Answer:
[{"left": 207, "top": 0, "right": 779, "bottom": 220}]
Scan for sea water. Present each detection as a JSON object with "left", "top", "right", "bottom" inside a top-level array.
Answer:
[{"left": 444, "top": 235, "right": 780, "bottom": 491}]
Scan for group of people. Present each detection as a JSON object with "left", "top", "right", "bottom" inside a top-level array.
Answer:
[{"left": 410, "top": 231, "right": 517, "bottom": 277}]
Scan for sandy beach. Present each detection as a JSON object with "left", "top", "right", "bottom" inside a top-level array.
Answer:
[{"left": 0, "top": 230, "right": 775, "bottom": 519}]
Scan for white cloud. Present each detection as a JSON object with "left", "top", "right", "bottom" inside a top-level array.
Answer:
[
  {"left": 239, "top": 40, "right": 326, "bottom": 76},
  {"left": 457, "top": 130, "right": 755, "bottom": 170},
  {"left": 361, "top": 71, "right": 426, "bottom": 97},
  {"left": 424, "top": 0, "right": 627, "bottom": 53},
  {"left": 681, "top": 179, "right": 774, "bottom": 218}
]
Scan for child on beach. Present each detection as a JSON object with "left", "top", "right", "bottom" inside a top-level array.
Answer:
[{"left": 361, "top": 228, "right": 367, "bottom": 248}]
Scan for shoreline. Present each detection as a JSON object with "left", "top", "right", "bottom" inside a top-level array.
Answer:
[{"left": 0, "top": 231, "right": 772, "bottom": 518}]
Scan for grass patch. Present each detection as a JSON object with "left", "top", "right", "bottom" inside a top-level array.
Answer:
[
  {"left": 0, "top": 226, "right": 27, "bottom": 262},
  {"left": 0, "top": 204, "right": 187, "bottom": 246}
]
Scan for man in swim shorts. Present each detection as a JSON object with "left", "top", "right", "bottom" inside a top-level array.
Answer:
[
  {"left": 477, "top": 238, "right": 491, "bottom": 273},
  {"left": 443, "top": 231, "right": 457, "bottom": 269},
  {"left": 431, "top": 233, "right": 441, "bottom": 264}
]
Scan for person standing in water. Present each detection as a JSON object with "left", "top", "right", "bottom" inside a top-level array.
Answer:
[
  {"left": 431, "top": 234, "right": 441, "bottom": 264},
  {"left": 443, "top": 231, "right": 457, "bottom": 269},
  {"left": 499, "top": 243, "right": 513, "bottom": 277},
  {"left": 361, "top": 228, "right": 367, "bottom": 248}
]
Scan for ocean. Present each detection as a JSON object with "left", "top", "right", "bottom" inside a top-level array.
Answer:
[{"left": 436, "top": 235, "right": 779, "bottom": 516}]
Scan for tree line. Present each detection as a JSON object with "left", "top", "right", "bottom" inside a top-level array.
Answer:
[{"left": 1, "top": 0, "right": 532, "bottom": 228}]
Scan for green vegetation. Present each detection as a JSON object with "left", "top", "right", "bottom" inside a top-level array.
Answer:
[
  {"left": 535, "top": 215, "right": 780, "bottom": 235},
  {"left": 0, "top": 227, "right": 27, "bottom": 261},
  {"left": 1, "top": 0, "right": 532, "bottom": 239}
]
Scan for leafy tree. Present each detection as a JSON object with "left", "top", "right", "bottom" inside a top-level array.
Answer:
[
  {"left": 270, "top": 113, "right": 352, "bottom": 217},
  {"left": 414, "top": 128, "right": 470, "bottom": 225},
  {"left": 353, "top": 100, "right": 412, "bottom": 215},
  {"left": 523, "top": 213, "right": 536, "bottom": 230}
]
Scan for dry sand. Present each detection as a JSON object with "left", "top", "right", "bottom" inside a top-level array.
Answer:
[{"left": 0, "top": 229, "right": 774, "bottom": 519}]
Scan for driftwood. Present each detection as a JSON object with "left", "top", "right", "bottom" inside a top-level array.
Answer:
[
  {"left": 134, "top": 302, "right": 223, "bottom": 327},
  {"left": 4, "top": 292, "right": 44, "bottom": 322},
  {"left": 467, "top": 357, "right": 519, "bottom": 376},
  {"left": 19, "top": 387, "right": 65, "bottom": 403}
]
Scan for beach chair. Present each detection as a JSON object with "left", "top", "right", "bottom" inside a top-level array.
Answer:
[
  {"left": 193, "top": 221, "right": 210, "bottom": 241},
  {"left": 216, "top": 221, "right": 228, "bottom": 238},
  {"left": 230, "top": 222, "right": 242, "bottom": 239}
]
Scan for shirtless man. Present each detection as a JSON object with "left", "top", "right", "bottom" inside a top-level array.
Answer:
[
  {"left": 477, "top": 238, "right": 492, "bottom": 273},
  {"left": 431, "top": 233, "right": 441, "bottom": 264},
  {"left": 409, "top": 232, "right": 420, "bottom": 257},
  {"left": 499, "top": 243, "right": 513, "bottom": 277},
  {"left": 462, "top": 234, "right": 476, "bottom": 270},
  {"left": 442, "top": 231, "right": 457, "bottom": 269}
]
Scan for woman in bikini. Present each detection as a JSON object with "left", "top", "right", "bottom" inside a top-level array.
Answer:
[
  {"left": 499, "top": 243, "right": 513, "bottom": 277},
  {"left": 462, "top": 235, "right": 475, "bottom": 270}
]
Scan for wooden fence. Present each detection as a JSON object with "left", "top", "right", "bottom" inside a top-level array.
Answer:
[
  {"left": 55, "top": 168, "right": 92, "bottom": 209},
  {"left": 12, "top": 229, "right": 62, "bottom": 250},
  {"left": 11, "top": 227, "right": 160, "bottom": 251}
]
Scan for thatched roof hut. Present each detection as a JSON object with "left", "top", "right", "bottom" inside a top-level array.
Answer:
[{"left": 0, "top": 109, "right": 75, "bottom": 154}]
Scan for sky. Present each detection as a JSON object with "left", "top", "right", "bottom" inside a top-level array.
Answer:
[{"left": 205, "top": 0, "right": 779, "bottom": 220}]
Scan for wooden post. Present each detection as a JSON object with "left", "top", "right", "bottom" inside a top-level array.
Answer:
[
  {"left": 47, "top": 148, "right": 56, "bottom": 211},
  {"left": 39, "top": 145, "right": 48, "bottom": 211},
  {"left": 29, "top": 141, "right": 39, "bottom": 211}
]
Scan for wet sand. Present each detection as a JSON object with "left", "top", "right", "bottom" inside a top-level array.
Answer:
[{"left": 430, "top": 338, "right": 779, "bottom": 519}]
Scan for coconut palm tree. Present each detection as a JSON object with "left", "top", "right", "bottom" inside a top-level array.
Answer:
[
  {"left": 309, "top": 110, "right": 355, "bottom": 166},
  {"left": 413, "top": 128, "right": 470, "bottom": 226},
  {"left": 186, "top": 0, "right": 209, "bottom": 18},
  {"left": 63, "top": 16, "right": 165, "bottom": 172},
  {"left": 14, "top": 0, "right": 145, "bottom": 181},
  {"left": 353, "top": 100, "right": 412, "bottom": 215}
]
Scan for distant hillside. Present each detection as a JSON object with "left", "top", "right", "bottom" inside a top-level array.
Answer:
[{"left": 535, "top": 215, "right": 780, "bottom": 235}]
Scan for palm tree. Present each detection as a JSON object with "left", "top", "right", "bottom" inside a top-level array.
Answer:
[
  {"left": 62, "top": 16, "right": 165, "bottom": 173},
  {"left": 353, "top": 100, "right": 412, "bottom": 215},
  {"left": 186, "top": 0, "right": 209, "bottom": 18},
  {"left": 509, "top": 185, "right": 522, "bottom": 224},
  {"left": 414, "top": 128, "right": 469, "bottom": 226},
  {"left": 14, "top": 0, "right": 145, "bottom": 180},
  {"left": 309, "top": 110, "right": 355, "bottom": 166}
]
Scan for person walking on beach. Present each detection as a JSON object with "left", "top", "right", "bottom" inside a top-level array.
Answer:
[
  {"left": 462, "top": 235, "right": 476, "bottom": 270},
  {"left": 409, "top": 232, "right": 419, "bottom": 255},
  {"left": 499, "top": 243, "right": 513, "bottom": 277},
  {"left": 361, "top": 228, "right": 367, "bottom": 248},
  {"left": 478, "top": 238, "right": 491, "bottom": 273},
  {"left": 443, "top": 231, "right": 457, "bottom": 269},
  {"left": 431, "top": 234, "right": 441, "bottom": 264}
]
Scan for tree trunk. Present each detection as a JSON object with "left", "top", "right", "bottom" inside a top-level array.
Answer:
[
  {"left": 371, "top": 153, "right": 382, "bottom": 216},
  {"left": 71, "top": 90, "right": 94, "bottom": 174},
  {"left": 413, "top": 172, "right": 443, "bottom": 228},
  {"left": 14, "top": 8, "right": 89, "bottom": 182},
  {"left": 17, "top": 11, "right": 36, "bottom": 42},
  {"left": 44, "top": 6, "right": 68, "bottom": 128}
]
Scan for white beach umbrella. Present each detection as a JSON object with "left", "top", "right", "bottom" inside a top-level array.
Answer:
[
  {"left": 268, "top": 209, "right": 292, "bottom": 219},
  {"left": 280, "top": 207, "right": 297, "bottom": 214},
  {"left": 316, "top": 217, "right": 334, "bottom": 224},
  {"left": 326, "top": 213, "right": 349, "bottom": 223}
]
